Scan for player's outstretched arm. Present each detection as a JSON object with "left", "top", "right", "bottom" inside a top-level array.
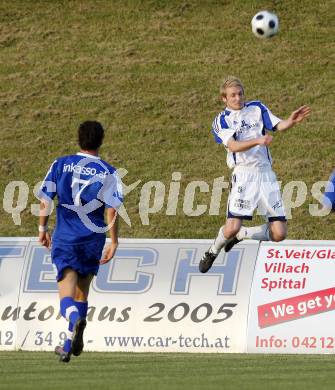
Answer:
[
  {"left": 100, "top": 208, "right": 119, "bottom": 265},
  {"left": 276, "top": 105, "right": 311, "bottom": 131},
  {"left": 38, "top": 200, "right": 52, "bottom": 249},
  {"left": 227, "top": 134, "right": 273, "bottom": 152}
]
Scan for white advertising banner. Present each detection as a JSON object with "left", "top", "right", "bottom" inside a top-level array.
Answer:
[
  {"left": 0, "top": 240, "right": 28, "bottom": 351},
  {"left": 0, "top": 238, "right": 258, "bottom": 353},
  {"left": 247, "top": 240, "right": 335, "bottom": 354}
]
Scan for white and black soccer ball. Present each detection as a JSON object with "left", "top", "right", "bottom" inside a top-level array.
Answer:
[{"left": 251, "top": 11, "right": 279, "bottom": 39}]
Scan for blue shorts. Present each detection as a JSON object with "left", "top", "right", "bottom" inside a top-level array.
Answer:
[{"left": 51, "top": 239, "right": 106, "bottom": 281}]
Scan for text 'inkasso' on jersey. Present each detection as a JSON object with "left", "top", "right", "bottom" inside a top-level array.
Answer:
[
  {"left": 211, "top": 101, "right": 281, "bottom": 169},
  {"left": 38, "top": 152, "right": 123, "bottom": 244}
]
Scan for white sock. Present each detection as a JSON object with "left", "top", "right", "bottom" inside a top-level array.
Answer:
[
  {"left": 237, "top": 224, "right": 270, "bottom": 241},
  {"left": 210, "top": 226, "right": 227, "bottom": 254}
]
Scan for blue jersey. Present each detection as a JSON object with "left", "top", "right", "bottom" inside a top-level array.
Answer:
[{"left": 38, "top": 152, "right": 123, "bottom": 244}]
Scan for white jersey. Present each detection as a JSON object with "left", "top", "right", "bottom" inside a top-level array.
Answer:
[{"left": 212, "top": 101, "right": 281, "bottom": 169}]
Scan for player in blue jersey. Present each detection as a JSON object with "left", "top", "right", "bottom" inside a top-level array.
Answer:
[
  {"left": 38, "top": 121, "right": 123, "bottom": 362},
  {"left": 199, "top": 76, "right": 311, "bottom": 273},
  {"left": 324, "top": 170, "right": 335, "bottom": 211}
]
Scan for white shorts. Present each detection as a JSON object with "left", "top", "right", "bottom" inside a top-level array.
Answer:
[{"left": 227, "top": 167, "right": 286, "bottom": 222}]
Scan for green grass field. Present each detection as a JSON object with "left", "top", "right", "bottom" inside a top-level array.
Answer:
[
  {"left": 1, "top": 352, "right": 335, "bottom": 390},
  {"left": 0, "top": 0, "right": 334, "bottom": 239}
]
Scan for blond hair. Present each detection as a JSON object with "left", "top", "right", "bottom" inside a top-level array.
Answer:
[{"left": 220, "top": 76, "right": 244, "bottom": 97}]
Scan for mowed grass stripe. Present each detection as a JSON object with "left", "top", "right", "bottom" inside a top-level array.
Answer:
[
  {"left": 1, "top": 352, "right": 335, "bottom": 390},
  {"left": 0, "top": 0, "right": 334, "bottom": 239}
]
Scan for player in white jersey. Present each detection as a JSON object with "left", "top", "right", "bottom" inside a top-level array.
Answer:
[{"left": 199, "top": 76, "right": 311, "bottom": 273}]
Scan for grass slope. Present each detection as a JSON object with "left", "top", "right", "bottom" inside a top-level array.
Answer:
[{"left": 0, "top": 0, "right": 334, "bottom": 238}]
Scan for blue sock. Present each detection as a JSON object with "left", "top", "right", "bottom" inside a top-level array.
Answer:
[
  {"left": 60, "top": 296, "right": 80, "bottom": 326},
  {"left": 75, "top": 301, "right": 88, "bottom": 319},
  {"left": 60, "top": 299, "right": 88, "bottom": 353},
  {"left": 63, "top": 338, "right": 72, "bottom": 353},
  {"left": 63, "top": 301, "right": 88, "bottom": 352}
]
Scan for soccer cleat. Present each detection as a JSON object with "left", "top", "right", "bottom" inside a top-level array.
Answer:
[
  {"left": 224, "top": 236, "right": 242, "bottom": 252},
  {"left": 199, "top": 250, "right": 218, "bottom": 273},
  {"left": 71, "top": 318, "right": 87, "bottom": 356},
  {"left": 55, "top": 345, "right": 71, "bottom": 363}
]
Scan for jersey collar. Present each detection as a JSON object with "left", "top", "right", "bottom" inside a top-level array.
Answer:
[
  {"left": 76, "top": 152, "right": 100, "bottom": 159},
  {"left": 225, "top": 103, "right": 246, "bottom": 114}
]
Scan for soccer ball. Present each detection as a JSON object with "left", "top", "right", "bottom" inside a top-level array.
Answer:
[{"left": 251, "top": 11, "right": 279, "bottom": 39}]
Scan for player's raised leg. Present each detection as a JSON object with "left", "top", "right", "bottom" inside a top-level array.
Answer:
[
  {"left": 268, "top": 220, "right": 287, "bottom": 242},
  {"left": 199, "top": 218, "right": 242, "bottom": 273},
  {"left": 225, "top": 223, "right": 270, "bottom": 252},
  {"left": 225, "top": 219, "right": 287, "bottom": 252}
]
